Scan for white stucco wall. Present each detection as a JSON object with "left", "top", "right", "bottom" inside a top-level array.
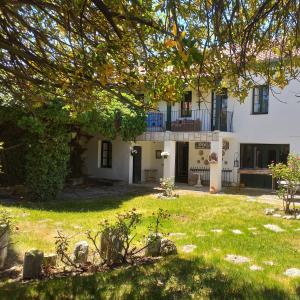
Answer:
[
  {"left": 229, "top": 78, "right": 300, "bottom": 153},
  {"left": 83, "top": 135, "right": 131, "bottom": 182}
]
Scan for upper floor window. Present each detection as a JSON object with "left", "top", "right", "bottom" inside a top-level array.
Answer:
[
  {"left": 252, "top": 85, "right": 269, "bottom": 114},
  {"left": 101, "top": 141, "right": 112, "bottom": 168},
  {"left": 181, "top": 91, "right": 192, "bottom": 117}
]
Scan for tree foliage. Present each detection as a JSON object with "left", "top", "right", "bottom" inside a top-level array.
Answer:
[{"left": 0, "top": 0, "right": 299, "bottom": 109}]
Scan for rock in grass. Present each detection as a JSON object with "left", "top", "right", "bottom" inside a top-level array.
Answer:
[
  {"left": 231, "top": 229, "right": 243, "bottom": 235},
  {"left": 43, "top": 253, "right": 57, "bottom": 268},
  {"left": 284, "top": 268, "right": 300, "bottom": 277},
  {"left": 250, "top": 265, "right": 263, "bottom": 271},
  {"left": 225, "top": 254, "right": 250, "bottom": 264},
  {"left": 168, "top": 232, "right": 186, "bottom": 238},
  {"left": 211, "top": 229, "right": 223, "bottom": 233},
  {"left": 73, "top": 241, "right": 89, "bottom": 264},
  {"left": 23, "top": 249, "right": 44, "bottom": 279},
  {"left": 182, "top": 244, "right": 197, "bottom": 253},
  {"left": 160, "top": 239, "right": 177, "bottom": 256},
  {"left": 263, "top": 224, "right": 285, "bottom": 232},
  {"left": 145, "top": 233, "right": 161, "bottom": 257},
  {"left": 265, "top": 208, "right": 275, "bottom": 215},
  {"left": 0, "top": 224, "right": 9, "bottom": 269},
  {"left": 263, "top": 260, "right": 274, "bottom": 266},
  {"left": 272, "top": 214, "right": 282, "bottom": 218}
]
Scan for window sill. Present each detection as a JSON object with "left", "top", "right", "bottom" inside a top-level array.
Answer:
[{"left": 251, "top": 112, "right": 268, "bottom": 115}]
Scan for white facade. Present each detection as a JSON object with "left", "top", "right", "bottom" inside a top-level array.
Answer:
[{"left": 82, "top": 78, "right": 300, "bottom": 191}]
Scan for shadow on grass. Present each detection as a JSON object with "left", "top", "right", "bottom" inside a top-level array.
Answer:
[
  {"left": 0, "top": 256, "right": 294, "bottom": 300},
  {"left": 0, "top": 185, "right": 158, "bottom": 213}
]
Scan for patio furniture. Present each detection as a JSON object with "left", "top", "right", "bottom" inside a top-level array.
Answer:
[{"left": 171, "top": 119, "right": 201, "bottom": 131}]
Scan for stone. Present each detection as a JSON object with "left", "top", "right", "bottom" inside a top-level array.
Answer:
[
  {"left": 273, "top": 214, "right": 282, "bottom": 218},
  {"left": 145, "top": 233, "right": 162, "bottom": 257},
  {"left": 211, "top": 229, "right": 223, "bottom": 233},
  {"left": 265, "top": 208, "right": 275, "bottom": 215},
  {"left": 248, "top": 227, "right": 257, "bottom": 231},
  {"left": 225, "top": 254, "right": 250, "bottom": 264},
  {"left": 284, "top": 268, "right": 300, "bottom": 277},
  {"left": 0, "top": 224, "right": 9, "bottom": 269},
  {"left": 43, "top": 253, "right": 57, "bottom": 268},
  {"left": 231, "top": 229, "right": 243, "bottom": 235},
  {"left": 73, "top": 241, "right": 89, "bottom": 264},
  {"left": 100, "top": 229, "right": 123, "bottom": 264},
  {"left": 264, "top": 224, "right": 285, "bottom": 232},
  {"left": 160, "top": 239, "right": 177, "bottom": 256},
  {"left": 264, "top": 260, "right": 274, "bottom": 266},
  {"left": 169, "top": 232, "right": 186, "bottom": 238},
  {"left": 296, "top": 214, "right": 300, "bottom": 220},
  {"left": 182, "top": 244, "right": 197, "bottom": 253},
  {"left": 283, "top": 215, "right": 295, "bottom": 220},
  {"left": 23, "top": 249, "right": 44, "bottom": 279},
  {"left": 250, "top": 265, "right": 263, "bottom": 271},
  {"left": 196, "top": 232, "right": 206, "bottom": 237}
]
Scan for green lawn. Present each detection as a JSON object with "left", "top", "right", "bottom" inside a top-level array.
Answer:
[{"left": 1, "top": 191, "right": 300, "bottom": 299}]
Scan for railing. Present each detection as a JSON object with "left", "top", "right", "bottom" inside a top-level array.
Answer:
[
  {"left": 146, "top": 109, "right": 233, "bottom": 132},
  {"left": 190, "top": 167, "right": 233, "bottom": 187}
]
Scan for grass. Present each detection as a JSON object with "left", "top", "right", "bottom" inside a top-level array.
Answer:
[{"left": 1, "top": 191, "right": 300, "bottom": 299}]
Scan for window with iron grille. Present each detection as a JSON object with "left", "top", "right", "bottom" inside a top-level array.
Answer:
[{"left": 101, "top": 141, "right": 112, "bottom": 168}]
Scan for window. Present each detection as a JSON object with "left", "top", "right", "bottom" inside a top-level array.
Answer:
[
  {"left": 181, "top": 91, "right": 192, "bottom": 117},
  {"left": 252, "top": 85, "right": 269, "bottom": 114},
  {"left": 240, "top": 144, "right": 289, "bottom": 169},
  {"left": 101, "top": 141, "right": 112, "bottom": 168}
]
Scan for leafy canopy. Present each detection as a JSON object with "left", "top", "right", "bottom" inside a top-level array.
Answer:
[{"left": 0, "top": 0, "right": 299, "bottom": 109}]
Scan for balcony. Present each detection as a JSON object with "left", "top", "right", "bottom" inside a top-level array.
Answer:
[{"left": 146, "top": 109, "right": 233, "bottom": 132}]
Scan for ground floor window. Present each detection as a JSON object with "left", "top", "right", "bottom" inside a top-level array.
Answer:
[
  {"left": 240, "top": 143, "right": 289, "bottom": 189},
  {"left": 240, "top": 144, "right": 289, "bottom": 169},
  {"left": 101, "top": 141, "right": 112, "bottom": 168}
]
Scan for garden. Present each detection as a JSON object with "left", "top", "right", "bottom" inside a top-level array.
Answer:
[{"left": 0, "top": 190, "right": 300, "bottom": 299}]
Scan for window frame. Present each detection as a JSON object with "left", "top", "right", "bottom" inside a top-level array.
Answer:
[
  {"left": 180, "top": 91, "right": 192, "bottom": 118},
  {"left": 101, "top": 141, "right": 112, "bottom": 168},
  {"left": 252, "top": 85, "right": 269, "bottom": 115}
]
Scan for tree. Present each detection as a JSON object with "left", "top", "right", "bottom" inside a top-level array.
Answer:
[{"left": 0, "top": 0, "right": 299, "bottom": 110}]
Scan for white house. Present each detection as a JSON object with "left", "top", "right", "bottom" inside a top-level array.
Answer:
[{"left": 83, "top": 77, "right": 300, "bottom": 192}]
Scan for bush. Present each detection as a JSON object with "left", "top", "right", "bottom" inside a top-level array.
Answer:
[
  {"left": 159, "top": 177, "right": 176, "bottom": 198},
  {"left": 25, "top": 135, "right": 70, "bottom": 201},
  {"left": 269, "top": 154, "right": 300, "bottom": 212},
  {"left": 19, "top": 101, "right": 71, "bottom": 201}
]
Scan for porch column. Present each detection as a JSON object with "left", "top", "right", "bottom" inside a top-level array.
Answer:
[
  {"left": 163, "top": 141, "right": 176, "bottom": 181},
  {"left": 209, "top": 136, "right": 223, "bottom": 193}
]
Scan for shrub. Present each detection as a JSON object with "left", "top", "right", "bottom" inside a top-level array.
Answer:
[
  {"left": 159, "top": 177, "right": 176, "bottom": 198},
  {"left": 269, "top": 154, "right": 300, "bottom": 212}
]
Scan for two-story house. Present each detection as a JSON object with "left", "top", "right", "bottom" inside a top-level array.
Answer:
[{"left": 82, "top": 77, "right": 300, "bottom": 192}]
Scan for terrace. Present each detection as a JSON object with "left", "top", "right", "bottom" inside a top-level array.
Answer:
[{"left": 146, "top": 109, "right": 233, "bottom": 132}]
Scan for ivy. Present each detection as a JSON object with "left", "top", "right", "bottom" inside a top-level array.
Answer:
[{"left": 18, "top": 101, "right": 71, "bottom": 201}]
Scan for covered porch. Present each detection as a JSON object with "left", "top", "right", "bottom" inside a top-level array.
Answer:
[{"left": 131, "top": 131, "right": 239, "bottom": 193}]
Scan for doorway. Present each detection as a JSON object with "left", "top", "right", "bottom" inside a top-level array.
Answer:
[
  {"left": 175, "top": 142, "right": 189, "bottom": 183},
  {"left": 132, "top": 146, "right": 142, "bottom": 183},
  {"left": 211, "top": 90, "right": 228, "bottom": 131}
]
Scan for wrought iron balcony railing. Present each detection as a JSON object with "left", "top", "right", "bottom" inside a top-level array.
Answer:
[{"left": 146, "top": 109, "right": 233, "bottom": 132}]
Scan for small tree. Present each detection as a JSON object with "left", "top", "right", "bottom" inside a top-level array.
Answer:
[{"left": 269, "top": 154, "right": 300, "bottom": 213}]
